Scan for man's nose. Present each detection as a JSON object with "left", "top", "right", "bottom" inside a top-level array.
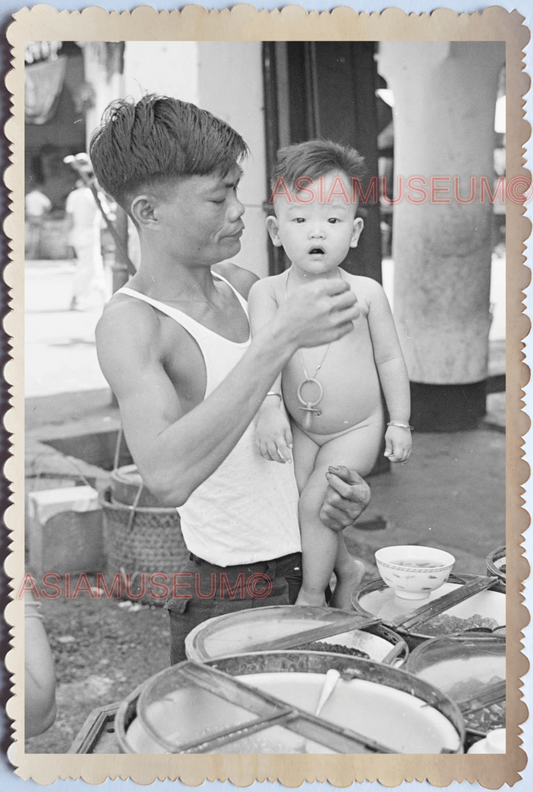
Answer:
[{"left": 228, "top": 194, "right": 245, "bottom": 220}]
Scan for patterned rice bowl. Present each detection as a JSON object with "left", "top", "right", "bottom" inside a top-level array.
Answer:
[{"left": 375, "top": 545, "right": 455, "bottom": 600}]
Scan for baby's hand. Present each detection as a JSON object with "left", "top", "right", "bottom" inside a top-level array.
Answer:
[
  {"left": 255, "top": 408, "right": 293, "bottom": 463},
  {"left": 384, "top": 425, "right": 412, "bottom": 463}
]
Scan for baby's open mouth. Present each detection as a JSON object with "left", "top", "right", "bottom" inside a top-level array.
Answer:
[{"left": 309, "top": 247, "right": 325, "bottom": 255}]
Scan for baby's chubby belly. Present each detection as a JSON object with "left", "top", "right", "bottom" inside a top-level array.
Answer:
[{"left": 282, "top": 337, "right": 382, "bottom": 436}]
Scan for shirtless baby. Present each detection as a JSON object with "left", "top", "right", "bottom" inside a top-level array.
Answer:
[{"left": 248, "top": 140, "right": 412, "bottom": 610}]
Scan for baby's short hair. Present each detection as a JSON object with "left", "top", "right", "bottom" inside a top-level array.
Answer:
[
  {"left": 90, "top": 94, "right": 248, "bottom": 210},
  {"left": 273, "top": 139, "right": 365, "bottom": 193}
]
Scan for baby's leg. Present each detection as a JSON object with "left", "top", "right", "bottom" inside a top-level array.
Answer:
[
  {"left": 292, "top": 421, "right": 321, "bottom": 496},
  {"left": 295, "top": 422, "right": 381, "bottom": 608},
  {"left": 291, "top": 424, "right": 331, "bottom": 606}
]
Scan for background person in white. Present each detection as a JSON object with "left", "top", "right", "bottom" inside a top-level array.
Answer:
[
  {"left": 25, "top": 185, "right": 51, "bottom": 259},
  {"left": 65, "top": 156, "right": 109, "bottom": 311}
]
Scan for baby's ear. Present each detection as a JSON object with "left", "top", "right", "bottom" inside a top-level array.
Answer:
[
  {"left": 266, "top": 215, "right": 282, "bottom": 247},
  {"left": 350, "top": 216, "right": 364, "bottom": 248}
]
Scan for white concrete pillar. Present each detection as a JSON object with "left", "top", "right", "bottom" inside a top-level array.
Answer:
[
  {"left": 197, "top": 42, "right": 268, "bottom": 278},
  {"left": 378, "top": 41, "right": 505, "bottom": 429},
  {"left": 121, "top": 41, "right": 199, "bottom": 105}
]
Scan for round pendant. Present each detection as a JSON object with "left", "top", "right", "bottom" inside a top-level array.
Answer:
[{"left": 297, "top": 377, "right": 323, "bottom": 408}]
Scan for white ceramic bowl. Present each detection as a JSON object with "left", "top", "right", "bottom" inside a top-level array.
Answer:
[{"left": 375, "top": 545, "right": 455, "bottom": 600}]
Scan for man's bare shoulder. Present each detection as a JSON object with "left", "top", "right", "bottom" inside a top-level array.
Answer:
[
  {"left": 213, "top": 261, "right": 259, "bottom": 299},
  {"left": 97, "top": 292, "right": 159, "bottom": 339},
  {"left": 96, "top": 293, "right": 163, "bottom": 372}
]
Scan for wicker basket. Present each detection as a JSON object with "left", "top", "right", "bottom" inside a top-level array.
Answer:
[{"left": 100, "top": 487, "right": 189, "bottom": 605}]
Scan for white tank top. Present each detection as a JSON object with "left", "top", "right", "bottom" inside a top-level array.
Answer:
[{"left": 117, "top": 274, "right": 301, "bottom": 566}]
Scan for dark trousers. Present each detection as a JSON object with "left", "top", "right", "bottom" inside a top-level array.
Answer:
[{"left": 166, "top": 552, "right": 302, "bottom": 665}]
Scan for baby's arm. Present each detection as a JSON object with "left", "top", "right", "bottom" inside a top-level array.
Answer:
[
  {"left": 364, "top": 279, "right": 412, "bottom": 463},
  {"left": 248, "top": 279, "right": 293, "bottom": 463}
]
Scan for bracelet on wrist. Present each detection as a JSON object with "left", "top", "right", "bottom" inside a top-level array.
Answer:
[
  {"left": 387, "top": 421, "right": 413, "bottom": 430},
  {"left": 266, "top": 392, "right": 282, "bottom": 400}
]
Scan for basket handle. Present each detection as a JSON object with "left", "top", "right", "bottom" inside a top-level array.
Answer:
[
  {"left": 30, "top": 450, "right": 94, "bottom": 489},
  {"left": 113, "top": 425, "right": 124, "bottom": 473},
  {"left": 114, "top": 425, "right": 147, "bottom": 530},
  {"left": 126, "top": 481, "right": 145, "bottom": 532}
]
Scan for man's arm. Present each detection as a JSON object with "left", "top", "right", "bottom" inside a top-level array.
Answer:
[{"left": 96, "top": 276, "right": 358, "bottom": 506}]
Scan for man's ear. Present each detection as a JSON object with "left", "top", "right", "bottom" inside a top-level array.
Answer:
[
  {"left": 350, "top": 217, "right": 365, "bottom": 248},
  {"left": 130, "top": 194, "right": 159, "bottom": 230},
  {"left": 266, "top": 214, "right": 282, "bottom": 247}
]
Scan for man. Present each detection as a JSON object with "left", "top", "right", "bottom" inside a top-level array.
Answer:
[{"left": 91, "top": 95, "right": 371, "bottom": 663}]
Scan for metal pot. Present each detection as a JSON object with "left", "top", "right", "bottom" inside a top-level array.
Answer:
[
  {"left": 115, "top": 652, "right": 465, "bottom": 754},
  {"left": 353, "top": 574, "right": 506, "bottom": 649},
  {"left": 486, "top": 545, "right": 506, "bottom": 584},
  {"left": 185, "top": 604, "right": 409, "bottom": 666},
  {"left": 406, "top": 634, "right": 506, "bottom": 743}
]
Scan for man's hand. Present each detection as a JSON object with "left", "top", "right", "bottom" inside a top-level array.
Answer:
[
  {"left": 320, "top": 465, "right": 371, "bottom": 532},
  {"left": 275, "top": 278, "right": 360, "bottom": 350}
]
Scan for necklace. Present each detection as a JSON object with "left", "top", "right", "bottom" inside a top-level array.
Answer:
[{"left": 285, "top": 268, "right": 341, "bottom": 430}]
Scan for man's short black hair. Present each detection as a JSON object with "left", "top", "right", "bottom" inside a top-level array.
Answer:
[
  {"left": 90, "top": 94, "right": 248, "bottom": 211},
  {"left": 273, "top": 139, "right": 365, "bottom": 192}
]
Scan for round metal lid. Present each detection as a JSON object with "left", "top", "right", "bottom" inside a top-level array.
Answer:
[{"left": 184, "top": 604, "right": 405, "bottom": 663}]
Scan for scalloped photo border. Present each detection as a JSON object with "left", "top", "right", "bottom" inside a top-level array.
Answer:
[{"left": 3, "top": 4, "right": 531, "bottom": 786}]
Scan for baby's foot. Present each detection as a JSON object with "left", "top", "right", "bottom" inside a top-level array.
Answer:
[{"left": 330, "top": 559, "right": 366, "bottom": 610}]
